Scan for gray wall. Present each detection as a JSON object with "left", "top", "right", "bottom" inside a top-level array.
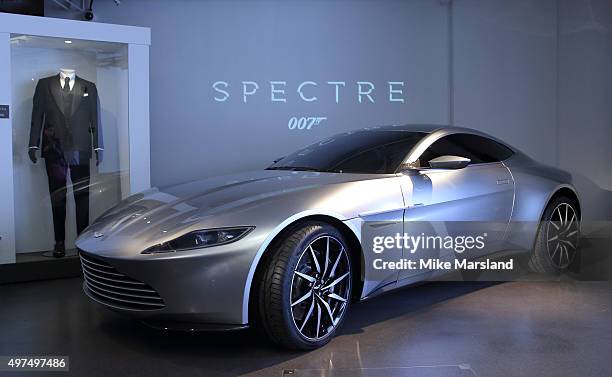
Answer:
[
  {"left": 558, "top": 0, "right": 612, "bottom": 179},
  {"left": 453, "top": 0, "right": 558, "bottom": 166},
  {"left": 48, "top": 0, "right": 451, "bottom": 186},
  {"left": 557, "top": 0, "right": 612, "bottom": 220},
  {"left": 45, "top": 0, "right": 612, "bottom": 219}
]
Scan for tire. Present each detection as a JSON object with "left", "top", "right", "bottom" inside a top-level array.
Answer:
[
  {"left": 529, "top": 196, "right": 580, "bottom": 274},
  {"left": 256, "top": 221, "right": 352, "bottom": 350}
]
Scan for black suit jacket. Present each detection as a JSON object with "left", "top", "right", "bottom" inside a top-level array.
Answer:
[{"left": 29, "top": 75, "right": 103, "bottom": 159}]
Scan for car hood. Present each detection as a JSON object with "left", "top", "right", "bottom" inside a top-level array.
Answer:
[
  {"left": 79, "top": 169, "right": 397, "bottom": 251},
  {"left": 135, "top": 169, "right": 385, "bottom": 216},
  {"left": 158, "top": 169, "right": 370, "bottom": 211}
]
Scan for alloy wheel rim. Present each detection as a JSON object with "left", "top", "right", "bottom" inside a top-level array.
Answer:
[
  {"left": 546, "top": 202, "right": 580, "bottom": 269},
  {"left": 290, "top": 235, "right": 351, "bottom": 341}
]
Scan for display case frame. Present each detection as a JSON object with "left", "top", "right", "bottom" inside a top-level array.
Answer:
[{"left": 0, "top": 13, "right": 151, "bottom": 265}]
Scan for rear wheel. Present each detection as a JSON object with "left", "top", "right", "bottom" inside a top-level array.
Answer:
[
  {"left": 529, "top": 196, "right": 580, "bottom": 274},
  {"left": 256, "top": 222, "right": 352, "bottom": 349}
]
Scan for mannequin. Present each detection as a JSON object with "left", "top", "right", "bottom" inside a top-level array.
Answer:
[{"left": 28, "top": 68, "right": 104, "bottom": 258}]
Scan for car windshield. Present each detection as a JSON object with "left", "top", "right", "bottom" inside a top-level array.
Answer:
[{"left": 267, "top": 130, "right": 426, "bottom": 174}]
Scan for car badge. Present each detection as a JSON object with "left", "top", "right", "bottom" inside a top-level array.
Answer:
[{"left": 94, "top": 231, "right": 104, "bottom": 238}]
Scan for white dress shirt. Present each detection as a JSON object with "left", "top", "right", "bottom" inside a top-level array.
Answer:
[{"left": 59, "top": 70, "right": 76, "bottom": 91}]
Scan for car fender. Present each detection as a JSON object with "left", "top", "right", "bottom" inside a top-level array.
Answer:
[{"left": 240, "top": 209, "right": 359, "bottom": 324}]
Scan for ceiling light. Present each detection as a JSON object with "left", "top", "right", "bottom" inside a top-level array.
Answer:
[{"left": 64, "top": 40, "right": 72, "bottom": 44}]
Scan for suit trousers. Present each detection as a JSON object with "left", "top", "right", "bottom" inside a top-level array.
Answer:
[{"left": 44, "top": 154, "right": 90, "bottom": 242}]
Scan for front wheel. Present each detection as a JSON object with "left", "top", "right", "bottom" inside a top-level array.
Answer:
[
  {"left": 529, "top": 196, "right": 580, "bottom": 274},
  {"left": 256, "top": 222, "right": 352, "bottom": 349}
]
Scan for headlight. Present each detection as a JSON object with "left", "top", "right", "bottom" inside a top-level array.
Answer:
[{"left": 141, "top": 226, "right": 254, "bottom": 254}]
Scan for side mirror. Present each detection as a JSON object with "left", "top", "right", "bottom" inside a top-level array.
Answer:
[{"left": 427, "top": 155, "right": 470, "bottom": 169}]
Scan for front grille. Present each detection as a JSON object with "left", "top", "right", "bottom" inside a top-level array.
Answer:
[{"left": 79, "top": 251, "right": 165, "bottom": 311}]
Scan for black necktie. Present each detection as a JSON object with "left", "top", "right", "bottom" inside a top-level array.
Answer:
[{"left": 63, "top": 77, "right": 70, "bottom": 93}]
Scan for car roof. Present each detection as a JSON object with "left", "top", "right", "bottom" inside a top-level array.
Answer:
[
  {"left": 356, "top": 124, "right": 520, "bottom": 153},
  {"left": 355, "top": 124, "right": 441, "bottom": 133},
  {"left": 358, "top": 124, "right": 486, "bottom": 134}
]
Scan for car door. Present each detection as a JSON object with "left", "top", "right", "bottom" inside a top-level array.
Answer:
[
  {"left": 397, "top": 133, "right": 515, "bottom": 282},
  {"left": 333, "top": 136, "right": 427, "bottom": 298}
]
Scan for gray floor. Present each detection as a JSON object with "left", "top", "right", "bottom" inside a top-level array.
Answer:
[{"left": 1, "top": 277, "right": 611, "bottom": 377}]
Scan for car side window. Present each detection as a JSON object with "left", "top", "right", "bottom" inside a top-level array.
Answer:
[
  {"left": 468, "top": 134, "right": 514, "bottom": 162},
  {"left": 417, "top": 133, "right": 514, "bottom": 167}
]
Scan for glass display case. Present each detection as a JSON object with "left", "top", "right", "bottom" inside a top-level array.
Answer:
[{"left": 0, "top": 13, "right": 150, "bottom": 268}]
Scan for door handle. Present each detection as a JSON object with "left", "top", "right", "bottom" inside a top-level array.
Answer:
[{"left": 496, "top": 178, "right": 510, "bottom": 185}]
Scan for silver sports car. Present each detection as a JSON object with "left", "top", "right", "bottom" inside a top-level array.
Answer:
[{"left": 76, "top": 125, "right": 581, "bottom": 349}]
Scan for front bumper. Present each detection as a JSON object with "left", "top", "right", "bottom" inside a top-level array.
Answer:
[{"left": 78, "top": 245, "right": 254, "bottom": 326}]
